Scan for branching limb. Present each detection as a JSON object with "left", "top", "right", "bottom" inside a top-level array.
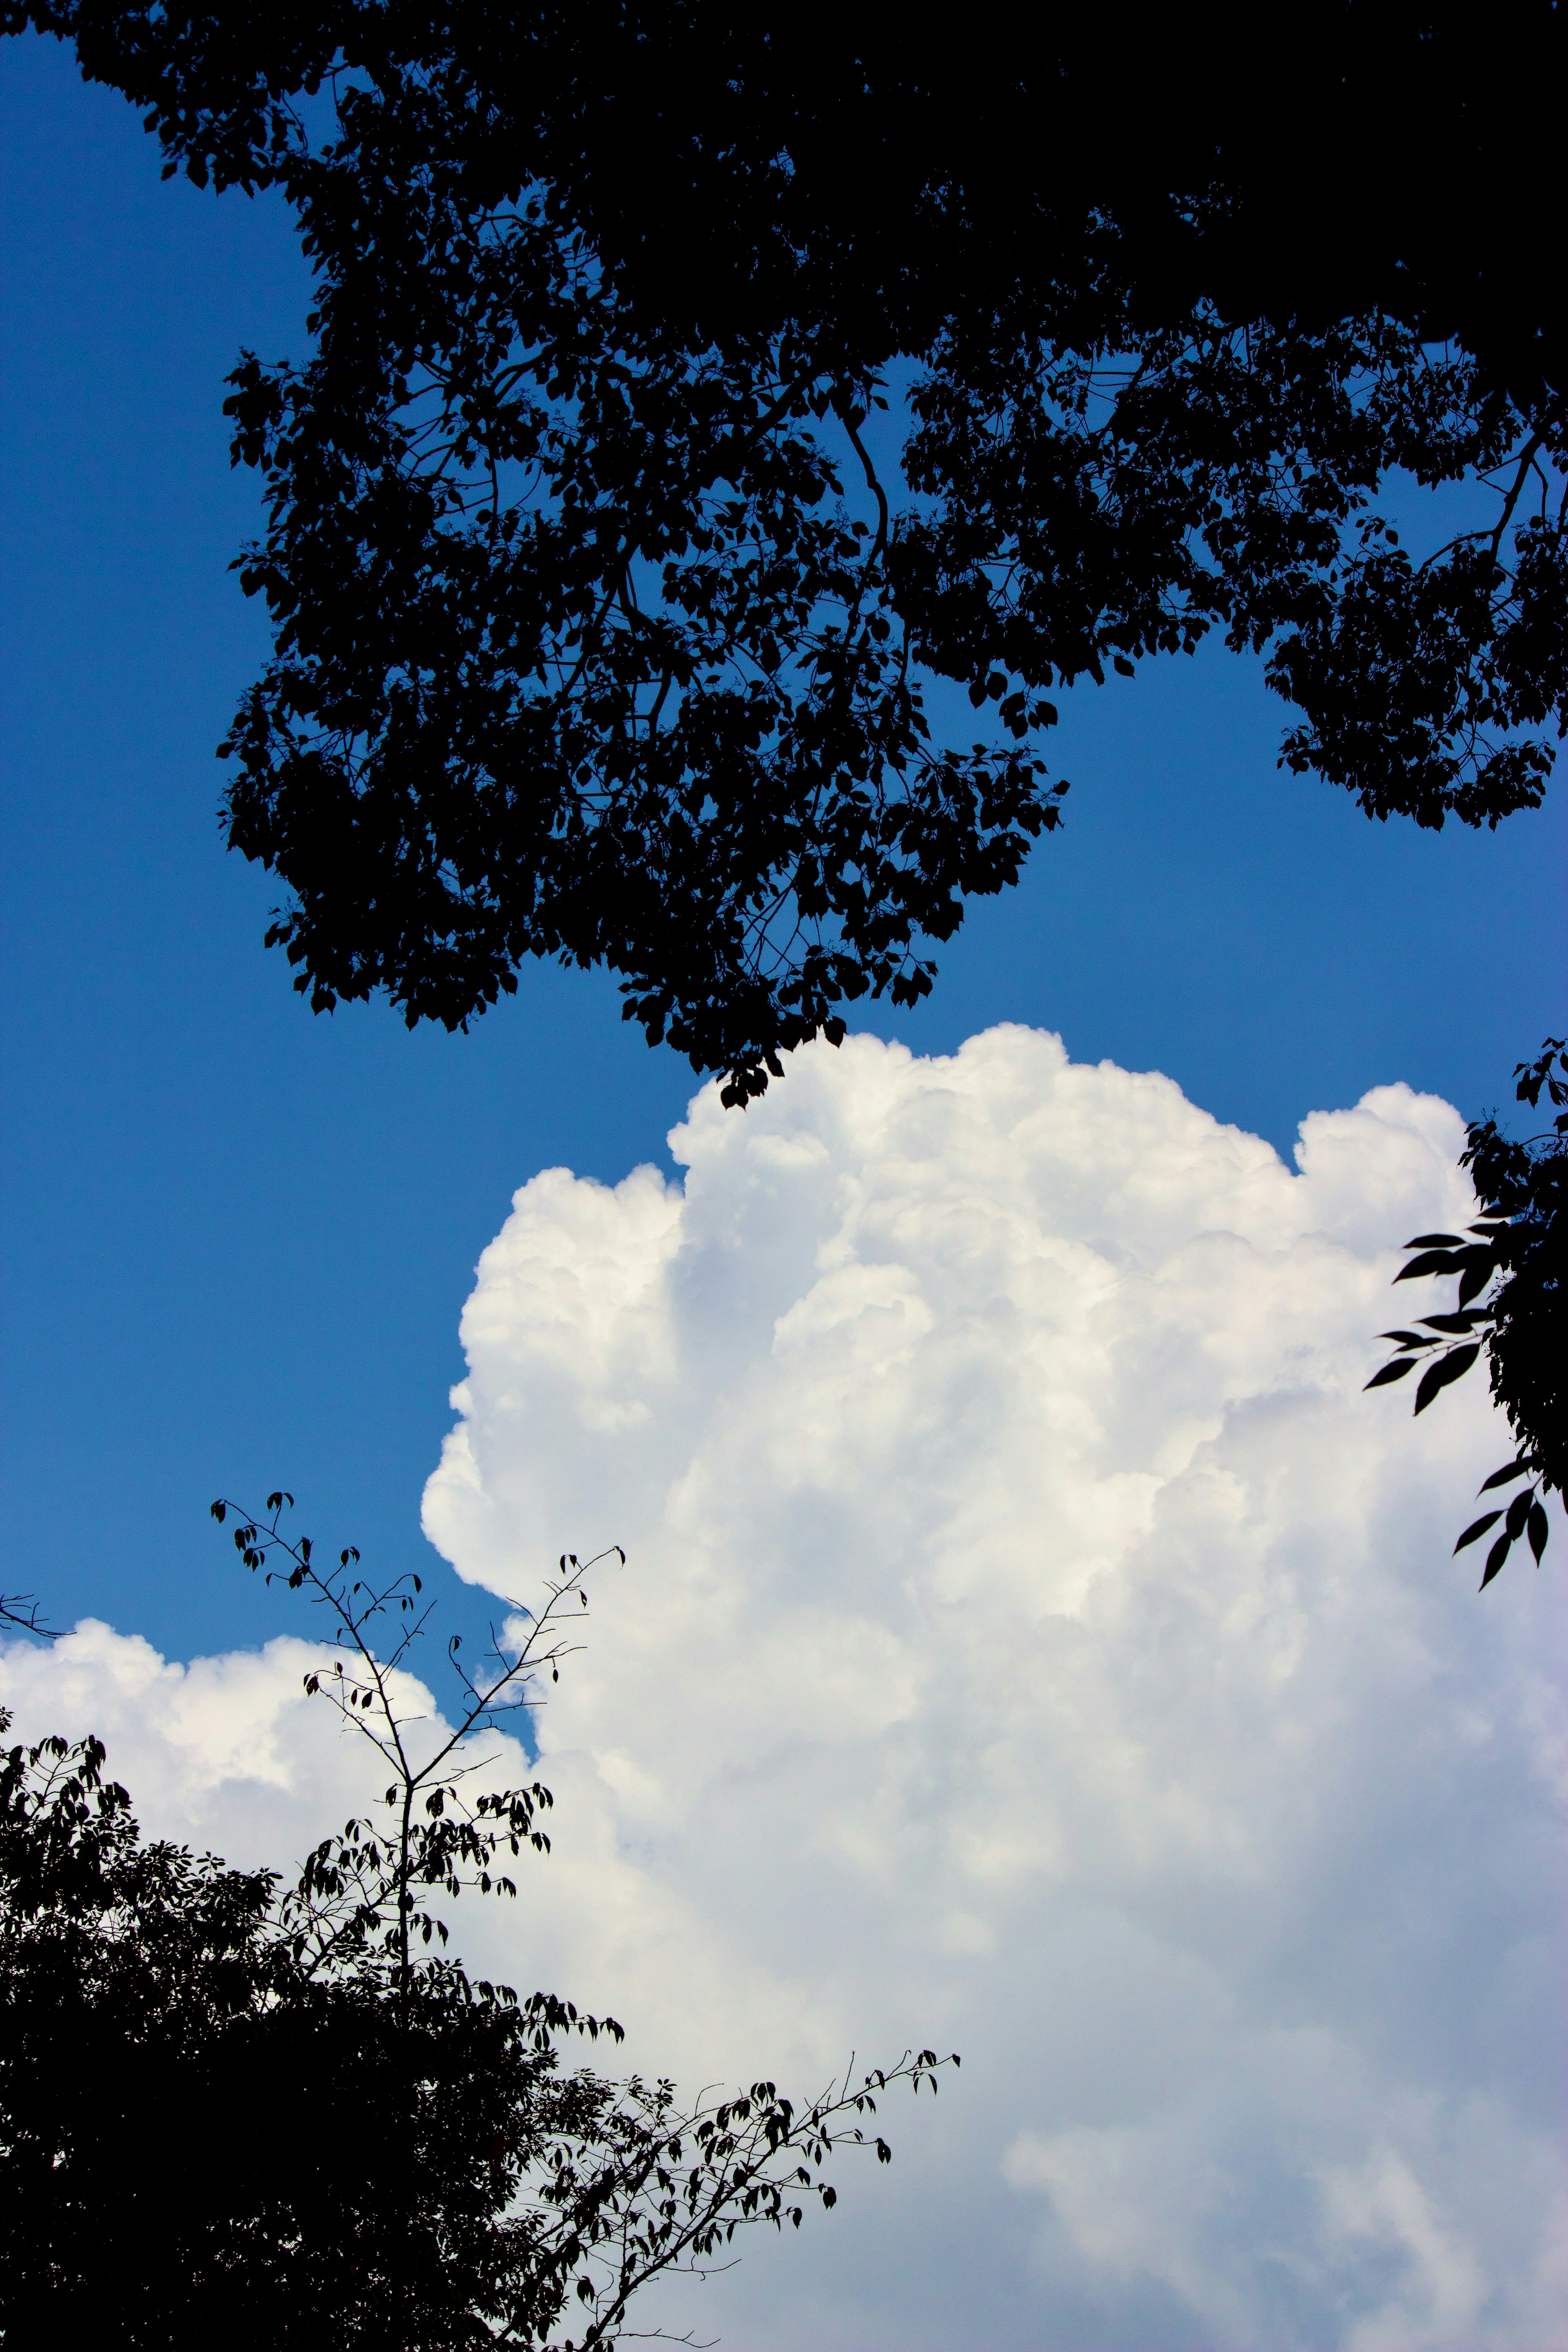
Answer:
[
  {"left": 212, "top": 1493, "right": 620, "bottom": 1994},
  {"left": 0, "top": 1595, "right": 57, "bottom": 1641}
]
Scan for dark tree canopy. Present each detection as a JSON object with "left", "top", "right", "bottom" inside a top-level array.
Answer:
[
  {"left": 0, "top": 1728, "right": 566, "bottom": 2346},
  {"left": 0, "top": 1509, "right": 952, "bottom": 2346},
  {"left": 9, "top": 3, "right": 1566, "bottom": 1098}
]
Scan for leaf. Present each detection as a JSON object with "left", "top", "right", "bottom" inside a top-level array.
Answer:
[
  {"left": 1479, "top": 1458, "right": 1534, "bottom": 1491},
  {"left": 1403, "top": 1232, "right": 1463, "bottom": 1249},
  {"left": 1505, "top": 1488, "right": 1535, "bottom": 1540},
  {"left": 1527, "top": 1504, "right": 1550, "bottom": 1564},
  {"left": 1413, "top": 1343, "right": 1479, "bottom": 1413},
  {"left": 1480, "top": 1530, "right": 1512, "bottom": 1588},
  {"left": 1453, "top": 1510, "right": 1503, "bottom": 1554},
  {"left": 1364, "top": 1356, "right": 1417, "bottom": 1388},
  {"left": 1394, "top": 1250, "right": 1463, "bottom": 1282},
  {"left": 1456, "top": 1260, "right": 1495, "bottom": 1307}
]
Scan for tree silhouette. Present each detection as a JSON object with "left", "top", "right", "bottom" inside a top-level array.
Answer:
[
  {"left": 7, "top": 4, "right": 1562, "bottom": 1098},
  {"left": 0, "top": 1501, "right": 954, "bottom": 2346}
]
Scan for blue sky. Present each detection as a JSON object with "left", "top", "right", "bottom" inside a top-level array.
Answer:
[{"left": 2, "top": 27, "right": 1563, "bottom": 1668}]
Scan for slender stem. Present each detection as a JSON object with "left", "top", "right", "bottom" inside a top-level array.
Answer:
[
  {"left": 399, "top": 1777, "right": 414, "bottom": 2011},
  {"left": 1489, "top": 433, "right": 1544, "bottom": 559}
]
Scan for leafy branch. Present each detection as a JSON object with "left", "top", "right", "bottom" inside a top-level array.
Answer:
[
  {"left": 1366, "top": 1038, "right": 1564, "bottom": 1587},
  {"left": 527, "top": 2045, "right": 956, "bottom": 2352}
]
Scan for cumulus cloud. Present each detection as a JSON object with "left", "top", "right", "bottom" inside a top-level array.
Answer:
[
  {"left": 0, "top": 1618, "right": 494, "bottom": 1877},
  {"left": 6, "top": 1028, "right": 1564, "bottom": 2350}
]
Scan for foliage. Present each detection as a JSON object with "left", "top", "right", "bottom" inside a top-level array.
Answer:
[
  {"left": 1367, "top": 1041, "right": 1565, "bottom": 1586},
  {"left": 212, "top": 1491, "right": 592, "bottom": 1996},
  {"left": 0, "top": 1718, "right": 569, "bottom": 2346},
  {"left": 5, "top": 7, "right": 1564, "bottom": 1099},
  {"left": 0, "top": 1501, "right": 953, "bottom": 2347}
]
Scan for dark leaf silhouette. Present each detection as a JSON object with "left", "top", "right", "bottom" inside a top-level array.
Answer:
[
  {"left": 1479, "top": 1458, "right": 1535, "bottom": 1490},
  {"left": 1394, "top": 1250, "right": 1466, "bottom": 1283},
  {"left": 1481, "top": 1531, "right": 1513, "bottom": 1588},
  {"left": 1413, "top": 1343, "right": 1480, "bottom": 1414}
]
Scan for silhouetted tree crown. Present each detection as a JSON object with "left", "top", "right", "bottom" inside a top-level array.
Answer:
[{"left": 7, "top": 4, "right": 1565, "bottom": 1098}]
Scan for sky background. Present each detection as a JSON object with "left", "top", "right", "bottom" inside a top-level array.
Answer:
[
  {"left": 5, "top": 1035, "right": 1564, "bottom": 2349},
  {"left": 4, "top": 33, "right": 1567, "bottom": 2351},
  {"left": 3, "top": 32, "right": 1562, "bottom": 1662}
]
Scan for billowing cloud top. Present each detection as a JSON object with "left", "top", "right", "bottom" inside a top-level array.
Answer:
[{"left": 8, "top": 1030, "right": 1565, "bottom": 2350}]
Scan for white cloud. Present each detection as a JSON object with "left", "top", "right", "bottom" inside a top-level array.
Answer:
[
  {"left": 6, "top": 1028, "right": 1564, "bottom": 2350},
  {"left": 0, "top": 1617, "right": 487, "bottom": 1875}
]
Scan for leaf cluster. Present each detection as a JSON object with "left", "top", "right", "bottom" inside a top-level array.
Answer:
[
  {"left": 1366, "top": 1039, "right": 1564, "bottom": 1586},
  {"left": 216, "top": 182, "right": 1058, "bottom": 1104}
]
